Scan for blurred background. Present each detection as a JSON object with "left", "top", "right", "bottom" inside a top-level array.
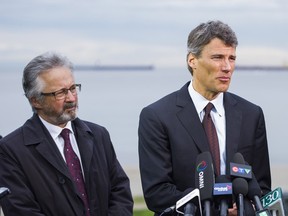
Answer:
[{"left": 1, "top": 0, "right": 288, "bottom": 207}]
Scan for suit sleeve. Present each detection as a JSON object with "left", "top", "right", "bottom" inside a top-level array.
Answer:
[
  {"left": 100, "top": 128, "right": 134, "bottom": 216},
  {"left": 252, "top": 107, "right": 271, "bottom": 194},
  {"left": 138, "top": 106, "right": 193, "bottom": 214},
  {"left": 0, "top": 142, "right": 46, "bottom": 216}
]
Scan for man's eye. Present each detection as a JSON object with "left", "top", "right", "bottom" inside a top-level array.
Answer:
[{"left": 55, "top": 90, "right": 65, "bottom": 96}]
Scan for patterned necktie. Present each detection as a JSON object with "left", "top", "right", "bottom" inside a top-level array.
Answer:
[
  {"left": 202, "top": 103, "right": 220, "bottom": 176},
  {"left": 60, "top": 128, "right": 90, "bottom": 216}
]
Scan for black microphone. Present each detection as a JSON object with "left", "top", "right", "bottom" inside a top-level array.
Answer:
[
  {"left": 232, "top": 177, "right": 248, "bottom": 216},
  {"left": 230, "top": 152, "right": 252, "bottom": 180},
  {"left": 195, "top": 151, "right": 215, "bottom": 216},
  {"left": 213, "top": 175, "right": 233, "bottom": 216},
  {"left": 232, "top": 153, "right": 268, "bottom": 213},
  {"left": 247, "top": 173, "right": 264, "bottom": 211},
  {"left": 230, "top": 152, "right": 251, "bottom": 216}
]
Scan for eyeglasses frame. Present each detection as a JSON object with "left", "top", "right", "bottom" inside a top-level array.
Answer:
[{"left": 40, "top": 84, "right": 81, "bottom": 100}]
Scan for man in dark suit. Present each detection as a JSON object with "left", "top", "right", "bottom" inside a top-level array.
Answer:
[
  {"left": 138, "top": 20, "right": 271, "bottom": 215},
  {"left": 0, "top": 52, "right": 133, "bottom": 216}
]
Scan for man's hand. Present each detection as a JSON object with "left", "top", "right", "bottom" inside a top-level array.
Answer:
[{"left": 228, "top": 203, "right": 237, "bottom": 216}]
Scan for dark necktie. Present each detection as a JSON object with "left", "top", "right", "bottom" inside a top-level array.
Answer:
[
  {"left": 202, "top": 103, "right": 221, "bottom": 176},
  {"left": 60, "top": 128, "right": 90, "bottom": 216}
]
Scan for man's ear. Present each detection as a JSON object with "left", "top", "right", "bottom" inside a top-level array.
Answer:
[{"left": 187, "top": 53, "right": 197, "bottom": 70}]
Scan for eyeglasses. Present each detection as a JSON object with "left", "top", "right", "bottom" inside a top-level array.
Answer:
[{"left": 41, "top": 84, "right": 81, "bottom": 100}]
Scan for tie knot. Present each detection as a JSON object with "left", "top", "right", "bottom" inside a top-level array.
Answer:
[
  {"left": 60, "top": 128, "right": 70, "bottom": 141},
  {"left": 204, "top": 102, "right": 214, "bottom": 114}
]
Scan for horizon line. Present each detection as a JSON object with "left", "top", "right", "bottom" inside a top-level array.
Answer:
[{"left": 74, "top": 64, "right": 288, "bottom": 72}]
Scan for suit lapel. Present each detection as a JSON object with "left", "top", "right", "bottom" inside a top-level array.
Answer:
[
  {"left": 175, "top": 85, "right": 243, "bottom": 175},
  {"left": 224, "top": 93, "right": 242, "bottom": 173},
  {"left": 72, "top": 119, "right": 94, "bottom": 184},
  {"left": 23, "top": 115, "right": 71, "bottom": 179},
  {"left": 176, "top": 82, "right": 210, "bottom": 153}
]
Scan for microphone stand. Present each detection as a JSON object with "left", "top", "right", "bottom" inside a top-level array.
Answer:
[
  {"left": 184, "top": 203, "right": 197, "bottom": 216},
  {"left": 237, "top": 194, "right": 245, "bottom": 216},
  {"left": 203, "top": 201, "right": 211, "bottom": 216}
]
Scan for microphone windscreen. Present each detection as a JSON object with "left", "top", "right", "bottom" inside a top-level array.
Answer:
[
  {"left": 232, "top": 178, "right": 248, "bottom": 196},
  {"left": 232, "top": 152, "right": 245, "bottom": 164},
  {"left": 247, "top": 175, "right": 262, "bottom": 199},
  {"left": 195, "top": 151, "right": 215, "bottom": 201}
]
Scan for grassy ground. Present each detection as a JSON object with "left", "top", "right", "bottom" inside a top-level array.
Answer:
[
  {"left": 133, "top": 209, "right": 154, "bottom": 216},
  {"left": 133, "top": 196, "right": 153, "bottom": 216}
]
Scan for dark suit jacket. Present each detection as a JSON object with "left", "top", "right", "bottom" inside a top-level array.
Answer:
[
  {"left": 138, "top": 82, "right": 271, "bottom": 215},
  {"left": 0, "top": 114, "right": 133, "bottom": 216}
]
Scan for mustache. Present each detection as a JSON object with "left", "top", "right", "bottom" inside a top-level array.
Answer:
[{"left": 64, "top": 102, "right": 77, "bottom": 109}]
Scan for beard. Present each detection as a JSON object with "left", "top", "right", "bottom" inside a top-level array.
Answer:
[
  {"left": 40, "top": 102, "right": 78, "bottom": 126},
  {"left": 58, "top": 107, "right": 77, "bottom": 124}
]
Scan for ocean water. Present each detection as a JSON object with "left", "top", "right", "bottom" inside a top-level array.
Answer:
[{"left": 1, "top": 66, "right": 288, "bottom": 169}]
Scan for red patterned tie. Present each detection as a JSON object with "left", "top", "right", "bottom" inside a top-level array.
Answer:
[
  {"left": 60, "top": 128, "right": 90, "bottom": 216},
  {"left": 202, "top": 103, "right": 220, "bottom": 176}
]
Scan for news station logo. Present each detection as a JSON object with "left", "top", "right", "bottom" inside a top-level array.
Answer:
[
  {"left": 230, "top": 162, "right": 252, "bottom": 179},
  {"left": 196, "top": 160, "right": 207, "bottom": 172},
  {"left": 197, "top": 160, "right": 208, "bottom": 189},
  {"left": 213, "top": 183, "right": 233, "bottom": 195}
]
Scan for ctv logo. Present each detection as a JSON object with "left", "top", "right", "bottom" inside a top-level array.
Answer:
[
  {"left": 230, "top": 162, "right": 252, "bottom": 178},
  {"left": 196, "top": 160, "right": 207, "bottom": 172},
  {"left": 232, "top": 166, "right": 251, "bottom": 175}
]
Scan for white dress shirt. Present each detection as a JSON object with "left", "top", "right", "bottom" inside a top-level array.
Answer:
[
  {"left": 39, "top": 116, "right": 85, "bottom": 173},
  {"left": 188, "top": 81, "right": 227, "bottom": 175}
]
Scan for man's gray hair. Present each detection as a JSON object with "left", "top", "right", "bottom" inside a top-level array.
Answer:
[{"left": 22, "top": 51, "right": 73, "bottom": 112}]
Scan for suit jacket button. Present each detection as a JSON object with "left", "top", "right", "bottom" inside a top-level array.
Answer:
[{"left": 58, "top": 176, "right": 65, "bottom": 184}]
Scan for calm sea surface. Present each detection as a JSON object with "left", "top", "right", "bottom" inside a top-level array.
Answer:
[{"left": 1, "top": 66, "right": 288, "bottom": 168}]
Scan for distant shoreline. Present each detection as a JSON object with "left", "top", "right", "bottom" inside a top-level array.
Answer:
[
  {"left": 74, "top": 65, "right": 154, "bottom": 71},
  {"left": 236, "top": 65, "right": 288, "bottom": 71},
  {"left": 72, "top": 64, "right": 288, "bottom": 72}
]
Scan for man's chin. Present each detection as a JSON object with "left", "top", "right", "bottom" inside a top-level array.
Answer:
[{"left": 59, "top": 112, "right": 77, "bottom": 124}]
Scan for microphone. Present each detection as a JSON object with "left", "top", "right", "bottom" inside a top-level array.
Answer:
[
  {"left": 232, "top": 152, "right": 270, "bottom": 214},
  {"left": 247, "top": 173, "right": 264, "bottom": 211},
  {"left": 247, "top": 175, "right": 272, "bottom": 215},
  {"left": 230, "top": 152, "right": 252, "bottom": 179},
  {"left": 0, "top": 187, "right": 10, "bottom": 199},
  {"left": 175, "top": 188, "right": 202, "bottom": 216},
  {"left": 213, "top": 175, "right": 233, "bottom": 216},
  {"left": 260, "top": 187, "right": 286, "bottom": 216},
  {"left": 195, "top": 151, "right": 215, "bottom": 216},
  {"left": 232, "top": 177, "right": 248, "bottom": 216}
]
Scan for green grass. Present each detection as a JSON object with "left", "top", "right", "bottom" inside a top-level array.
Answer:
[
  {"left": 133, "top": 196, "right": 154, "bottom": 216},
  {"left": 133, "top": 209, "right": 154, "bottom": 216}
]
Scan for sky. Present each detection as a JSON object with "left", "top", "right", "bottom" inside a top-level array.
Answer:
[{"left": 1, "top": 0, "right": 288, "bottom": 71}]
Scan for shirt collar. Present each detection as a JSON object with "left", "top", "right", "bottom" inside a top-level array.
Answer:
[
  {"left": 38, "top": 116, "right": 74, "bottom": 139},
  {"left": 188, "top": 81, "right": 224, "bottom": 117}
]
